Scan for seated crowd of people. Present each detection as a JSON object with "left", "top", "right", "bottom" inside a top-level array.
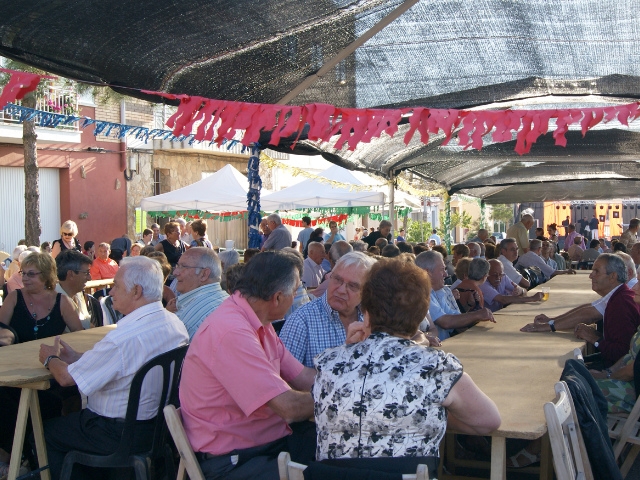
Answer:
[{"left": 0, "top": 213, "right": 639, "bottom": 479}]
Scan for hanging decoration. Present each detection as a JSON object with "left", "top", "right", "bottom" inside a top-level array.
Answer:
[
  {"left": 145, "top": 88, "right": 640, "bottom": 156},
  {"left": 281, "top": 214, "right": 350, "bottom": 227},
  {"left": 0, "top": 69, "right": 54, "bottom": 109},
  {"left": 1, "top": 68, "right": 639, "bottom": 158},
  {"left": 259, "top": 151, "right": 375, "bottom": 192},
  {"left": 145, "top": 210, "right": 248, "bottom": 221},
  {"left": 247, "top": 145, "right": 263, "bottom": 249},
  {"left": 395, "top": 177, "right": 444, "bottom": 198}
]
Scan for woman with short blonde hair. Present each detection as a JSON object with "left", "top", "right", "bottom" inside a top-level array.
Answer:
[{"left": 51, "top": 220, "right": 81, "bottom": 258}]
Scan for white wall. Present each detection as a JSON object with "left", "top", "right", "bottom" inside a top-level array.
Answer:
[{"left": 0, "top": 167, "right": 60, "bottom": 252}]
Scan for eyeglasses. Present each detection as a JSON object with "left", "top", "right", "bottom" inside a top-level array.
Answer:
[
  {"left": 330, "top": 274, "right": 361, "bottom": 293},
  {"left": 74, "top": 270, "right": 92, "bottom": 277},
  {"left": 489, "top": 273, "right": 505, "bottom": 278},
  {"left": 62, "top": 232, "right": 74, "bottom": 237},
  {"left": 20, "top": 270, "right": 42, "bottom": 278},
  {"left": 175, "top": 264, "right": 202, "bottom": 272}
]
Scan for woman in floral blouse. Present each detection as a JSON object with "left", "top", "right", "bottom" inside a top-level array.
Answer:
[{"left": 313, "top": 258, "right": 500, "bottom": 466}]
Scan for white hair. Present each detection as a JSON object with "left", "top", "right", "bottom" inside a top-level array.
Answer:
[
  {"left": 415, "top": 251, "right": 443, "bottom": 272},
  {"left": 333, "top": 251, "right": 376, "bottom": 273},
  {"left": 12, "top": 245, "right": 27, "bottom": 260},
  {"left": 18, "top": 250, "right": 35, "bottom": 263},
  {"left": 119, "top": 256, "right": 163, "bottom": 301},
  {"left": 219, "top": 249, "right": 240, "bottom": 273},
  {"left": 616, "top": 252, "right": 637, "bottom": 280},
  {"left": 267, "top": 213, "right": 282, "bottom": 225}
]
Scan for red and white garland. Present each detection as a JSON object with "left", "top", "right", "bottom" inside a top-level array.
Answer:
[{"left": 1, "top": 68, "right": 638, "bottom": 156}]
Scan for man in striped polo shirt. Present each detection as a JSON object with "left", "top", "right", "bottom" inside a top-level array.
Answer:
[{"left": 170, "top": 247, "right": 229, "bottom": 340}]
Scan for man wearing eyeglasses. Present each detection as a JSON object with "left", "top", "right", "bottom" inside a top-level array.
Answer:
[
  {"left": 280, "top": 252, "right": 376, "bottom": 367},
  {"left": 480, "top": 260, "right": 542, "bottom": 312},
  {"left": 168, "top": 247, "right": 228, "bottom": 340},
  {"left": 55, "top": 250, "right": 102, "bottom": 329}
]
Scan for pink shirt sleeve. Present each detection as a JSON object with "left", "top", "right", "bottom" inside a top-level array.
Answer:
[{"left": 212, "top": 324, "right": 303, "bottom": 417}]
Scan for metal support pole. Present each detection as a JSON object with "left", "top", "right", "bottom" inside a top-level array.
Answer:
[
  {"left": 247, "top": 146, "right": 263, "bottom": 249},
  {"left": 480, "top": 199, "right": 486, "bottom": 229},
  {"left": 445, "top": 193, "right": 452, "bottom": 252},
  {"left": 388, "top": 173, "right": 395, "bottom": 236}
]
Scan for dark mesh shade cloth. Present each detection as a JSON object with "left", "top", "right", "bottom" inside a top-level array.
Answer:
[{"left": 2, "top": 0, "right": 640, "bottom": 202}]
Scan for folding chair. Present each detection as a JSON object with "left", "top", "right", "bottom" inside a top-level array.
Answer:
[
  {"left": 277, "top": 452, "right": 431, "bottom": 480},
  {"left": 544, "top": 381, "right": 593, "bottom": 480},
  {"left": 163, "top": 405, "right": 205, "bottom": 480}
]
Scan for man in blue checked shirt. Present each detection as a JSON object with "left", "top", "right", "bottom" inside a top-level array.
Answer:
[
  {"left": 167, "top": 247, "right": 229, "bottom": 340},
  {"left": 280, "top": 252, "right": 375, "bottom": 367}
]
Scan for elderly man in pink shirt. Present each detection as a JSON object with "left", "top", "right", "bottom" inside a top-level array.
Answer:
[{"left": 179, "top": 250, "right": 316, "bottom": 480}]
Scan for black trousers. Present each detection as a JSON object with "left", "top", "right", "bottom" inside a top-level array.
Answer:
[
  {"left": 42, "top": 409, "right": 155, "bottom": 480},
  {"left": 198, "top": 421, "right": 317, "bottom": 480}
]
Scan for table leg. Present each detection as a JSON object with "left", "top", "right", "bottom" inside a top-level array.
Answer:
[
  {"left": 539, "top": 433, "right": 553, "bottom": 480},
  {"left": 8, "top": 388, "right": 33, "bottom": 480},
  {"left": 30, "top": 390, "right": 51, "bottom": 480},
  {"left": 490, "top": 436, "right": 506, "bottom": 480}
]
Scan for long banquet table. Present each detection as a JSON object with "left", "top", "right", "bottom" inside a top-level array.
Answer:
[
  {"left": 440, "top": 272, "right": 597, "bottom": 480},
  {"left": 0, "top": 326, "right": 115, "bottom": 480}
]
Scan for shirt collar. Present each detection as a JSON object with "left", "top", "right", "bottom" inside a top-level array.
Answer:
[
  {"left": 117, "top": 301, "right": 165, "bottom": 327},
  {"left": 231, "top": 291, "right": 266, "bottom": 332}
]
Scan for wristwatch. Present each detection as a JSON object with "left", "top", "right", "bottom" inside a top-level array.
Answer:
[
  {"left": 606, "top": 368, "right": 613, "bottom": 379},
  {"left": 44, "top": 355, "right": 60, "bottom": 369},
  {"left": 594, "top": 341, "right": 600, "bottom": 349},
  {"left": 548, "top": 320, "right": 556, "bottom": 332}
]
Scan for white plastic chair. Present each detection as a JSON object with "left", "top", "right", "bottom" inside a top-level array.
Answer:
[{"left": 544, "top": 381, "right": 593, "bottom": 480}]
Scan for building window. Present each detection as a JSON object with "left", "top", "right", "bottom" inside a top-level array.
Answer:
[{"left": 153, "top": 168, "right": 162, "bottom": 196}]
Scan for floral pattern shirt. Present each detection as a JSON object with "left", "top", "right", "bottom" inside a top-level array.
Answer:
[{"left": 313, "top": 332, "right": 463, "bottom": 460}]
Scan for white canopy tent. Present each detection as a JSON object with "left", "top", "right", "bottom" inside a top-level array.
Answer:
[
  {"left": 140, "top": 164, "right": 249, "bottom": 213},
  {"left": 260, "top": 165, "right": 386, "bottom": 211}
]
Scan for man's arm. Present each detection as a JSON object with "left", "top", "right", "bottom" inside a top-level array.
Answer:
[
  {"left": 288, "top": 366, "right": 316, "bottom": 392},
  {"left": 494, "top": 292, "right": 543, "bottom": 306},
  {"left": 39, "top": 337, "right": 80, "bottom": 387},
  {"left": 520, "top": 304, "right": 601, "bottom": 332},
  {"left": 434, "top": 308, "right": 495, "bottom": 330},
  {"left": 267, "top": 389, "right": 314, "bottom": 424}
]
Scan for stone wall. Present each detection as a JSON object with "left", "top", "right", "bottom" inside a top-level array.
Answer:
[{"left": 125, "top": 149, "right": 250, "bottom": 240}]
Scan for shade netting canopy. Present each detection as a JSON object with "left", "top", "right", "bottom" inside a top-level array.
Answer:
[
  {"left": 260, "top": 165, "right": 384, "bottom": 211},
  {"left": 3, "top": 0, "right": 640, "bottom": 202},
  {"left": 140, "top": 164, "right": 249, "bottom": 213}
]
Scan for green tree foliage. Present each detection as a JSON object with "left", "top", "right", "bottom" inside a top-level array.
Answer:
[
  {"left": 490, "top": 204, "right": 515, "bottom": 232},
  {"left": 405, "top": 219, "right": 433, "bottom": 243}
]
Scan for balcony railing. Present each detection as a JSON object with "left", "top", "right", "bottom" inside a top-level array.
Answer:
[{"left": 0, "top": 84, "right": 79, "bottom": 132}]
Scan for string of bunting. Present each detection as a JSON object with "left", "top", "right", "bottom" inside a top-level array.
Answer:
[
  {"left": 145, "top": 210, "right": 248, "bottom": 221},
  {"left": 259, "top": 152, "right": 374, "bottom": 192},
  {"left": 281, "top": 214, "right": 349, "bottom": 228},
  {"left": 2, "top": 68, "right": 639, "bottom": 157}
]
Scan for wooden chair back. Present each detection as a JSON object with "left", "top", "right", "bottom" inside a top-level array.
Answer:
[
  {"left": 544, "top": 381, "right": 593, "bottom": 480},
  {"left": 164, "top": 405, "right": 205, "bottom": 480},
  {"left": 608, "top": 390, "right": 640, "bottom": 477},
  {"left": 277, "top": 452, "right": 430, "bottom": 480}
]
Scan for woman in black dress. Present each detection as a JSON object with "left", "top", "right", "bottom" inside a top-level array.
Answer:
[
  {"left": 0, "top": 252, "right": 82, "bottom": 464},
  {"left": 50, "top": 220, "right": 82, "bottom": 259},
  {"left": 154, "top": 221, "right": 187, "bottom": 269}
]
